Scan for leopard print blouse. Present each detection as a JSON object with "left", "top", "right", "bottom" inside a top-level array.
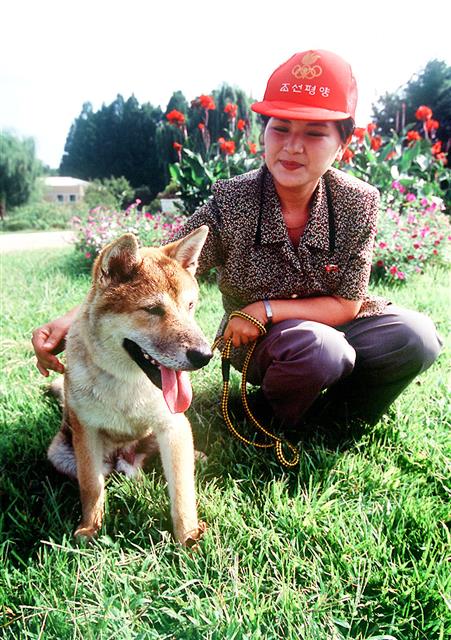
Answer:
[{"left": 170, "top": 165, "right": 389, "bottom": 366}]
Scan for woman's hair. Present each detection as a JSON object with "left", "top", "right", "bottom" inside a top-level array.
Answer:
[
  {"left": 335, "top": 118, "right": 355, "bottom": 143},
  {"left": 259, "top": 115, "right": 355, "bottom": 144}
]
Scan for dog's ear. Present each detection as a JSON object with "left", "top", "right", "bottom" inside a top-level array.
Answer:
[
  {"left": 162, "top": 225, "right": 209, "bottom": 276},
  {"left": 94, "top": 234, "right": 141, "bottom": 287}
]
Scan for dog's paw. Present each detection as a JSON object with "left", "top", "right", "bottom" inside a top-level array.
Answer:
[
  {"left": 182, "top": 521, "right": 207, "bottom": 550},
  {"left": 74, "top": 525, "right": 98, "bottom": 539},
  {"left": 194, "top": 450, "right": 208, "bottom": 464}
]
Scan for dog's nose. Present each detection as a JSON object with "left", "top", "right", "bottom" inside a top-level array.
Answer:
[{"left": 186, "top": 348, "right": 213, "bottom": 369}]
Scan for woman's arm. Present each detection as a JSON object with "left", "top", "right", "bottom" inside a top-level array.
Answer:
[{"left": 223, "top": 296, "right": 361, "bottom": 347}]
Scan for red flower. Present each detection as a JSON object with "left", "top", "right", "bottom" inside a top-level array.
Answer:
[
  {"left": 248, "top": 142, "right": 257, "bottom": 154},
  {"left": 173, "top": 142, "right": 182, "bottom": 152},
  {"left": 237, "top": 119, "right": 246, "bottom": 131},
  {"left": 376, "top": 260, "right": 384, "bottom": 267},
  {"left": 224, "top": 103, "right": 238, "bottom": 118},
  {"left": 389, "top": 265, "right": 398, "bottom": 275},
  {"left": 424, "top": 119, "right": 439, "bottom": 132},
  {"left": 435, "top": 152, "right": 448, "bottom": 165},
  {"left": 367, "top": 123, "right": 377, "bottom": 134},
  {"left": 415, "top": 105, "right": 433, "bottom": 121},
  {"left": 219, "top": 138, "right": 235, "bottom": 155},
  {"left": 342, "top": 147, "right": 354, "bottom": 162},
  {"left": 406, "top": 130, "right": 421, "bottom": 142},
  {"left": 198, "top": 123, "right": 205, "bottom": 130},
  {"left": 431, "top": 141, "right": 442, "bottom": 155},
  {"left": 370, "top": 136, "right": 382, "bottom": 151},
  {"left": 198, "top": 94, "right": 216, "bottom": 110},
  {"left": 166, "top": 109, "right": 185, "bottom": 125},
  {"left": 386, "top": 150, "right": 397, "bottom": 160},
  {"left": 354, "top": 127, "right": 366, "bottom": 141}
]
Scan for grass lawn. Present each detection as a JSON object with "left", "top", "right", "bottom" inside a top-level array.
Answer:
[{"left": 1, "top": 247, "right": 449, "bottom": 639}]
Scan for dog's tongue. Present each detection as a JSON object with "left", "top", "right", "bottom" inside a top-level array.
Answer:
[{"left": 160, "top": 366, "right": 192, "bottom": 414}]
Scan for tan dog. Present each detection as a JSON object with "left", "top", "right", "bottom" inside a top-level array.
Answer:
[{"left": 48, "top": 226, "right": 212, "bottom": 545}]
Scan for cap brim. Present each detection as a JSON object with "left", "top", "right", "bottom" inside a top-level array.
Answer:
[{"left": 251, "top": 100, "right": 351, "bottom": 121}]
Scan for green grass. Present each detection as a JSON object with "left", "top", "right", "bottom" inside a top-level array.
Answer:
[{"left": 1, "top": 248, "right": 450, "bottom": 640}]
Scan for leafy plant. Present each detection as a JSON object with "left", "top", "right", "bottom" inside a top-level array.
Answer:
[
  {"left": 166, "top": 96, "right": 262, "bottom": 214},
  {"left": 340, "top": 106, "right": 450, "bottom": 206}
]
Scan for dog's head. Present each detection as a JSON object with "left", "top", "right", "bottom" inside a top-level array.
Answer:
[{"left": 88, "top": 226, "right": 212, "bottom": 413}]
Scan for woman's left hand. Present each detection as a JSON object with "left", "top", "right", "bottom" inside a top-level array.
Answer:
[{"left": 223, "top": 301, "right": 267, "bottom": 348}]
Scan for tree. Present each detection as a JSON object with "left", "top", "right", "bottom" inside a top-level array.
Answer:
[
  {"left": 0, "top": 132, "right": 39, "bottom": 218},
  {"left": 165, "top": 91, "right": 188, "bottom": 116},
  {"left": 372, "top": 60, "right": 451, "bottom": 154},
  {"left": 59, "top": 96, "right": 166, "bottom": 199}
]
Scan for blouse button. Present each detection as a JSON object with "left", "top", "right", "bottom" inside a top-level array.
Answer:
[{"left": 291, "top": 294, "right": 299, "bottom": 299}]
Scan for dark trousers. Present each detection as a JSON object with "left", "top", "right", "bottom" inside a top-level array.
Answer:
[{"left": 246, "top": 306, "right": 442, "bottom": 428}]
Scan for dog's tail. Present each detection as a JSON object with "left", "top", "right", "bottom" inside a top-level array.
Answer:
[{"left": 48, "top": 428, "right": 78, "bottom": 479}]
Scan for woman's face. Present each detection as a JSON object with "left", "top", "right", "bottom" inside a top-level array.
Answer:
[{"left": 263, "top": 118, "right": 344, "bottom": 192}]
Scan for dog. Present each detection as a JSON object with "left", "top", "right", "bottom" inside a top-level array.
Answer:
[{"left": 47, "top": 226, "right": 212, "bottom": 545}]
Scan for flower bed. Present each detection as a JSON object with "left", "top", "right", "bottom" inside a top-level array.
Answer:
[
  {"left": 72, "top": 201, "right": 184, "bottom": 266},
  {"left": 374, "top": 189, "right": 449, "bottom": 282}
]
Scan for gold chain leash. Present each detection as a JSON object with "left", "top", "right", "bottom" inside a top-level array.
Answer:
[{"left": 212, "top": 311, "right": 300, "bottom": 468}]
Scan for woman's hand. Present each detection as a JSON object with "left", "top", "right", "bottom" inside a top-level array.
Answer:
[
  {"left": 223, "top": 301, "right": 268, "bottom": 348},
  {"left": 31, "top": 307, "right": 79, "bottom": 376}
]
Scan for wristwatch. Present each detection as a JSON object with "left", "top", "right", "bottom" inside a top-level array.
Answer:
[{"left": 263, "top": 299, "right": 273, "bottom": 327}]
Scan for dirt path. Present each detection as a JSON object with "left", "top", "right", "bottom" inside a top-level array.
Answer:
[{"left": 0, "top": 230, "right": 76, "bottom": 253}]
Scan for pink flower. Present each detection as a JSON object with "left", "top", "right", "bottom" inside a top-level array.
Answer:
[
  {"left": 85, "top": 252, "right": 91, "bottom": 259},
  {"left": 389, "top": 265, "right": 398, "bottom": 275},
  {"left": 396, "top": 271, "right": 406, "bottom": 280},
  {"left": 406, "top": 193, "right": 416, "bottom": 202},
  {"left": 378, "top": 242, "right": 387, "bottom": 249},
  {"left": 391, "top": 180, "right": 406, "bottom": 193}
]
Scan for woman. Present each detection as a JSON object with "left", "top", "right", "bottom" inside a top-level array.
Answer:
[{"left": 32, "top": 50, "right": 442, "bottom": 429}]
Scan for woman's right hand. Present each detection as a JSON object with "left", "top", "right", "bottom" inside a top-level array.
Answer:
[{"left": 31, "top": 306, "right": 79, "bottom": 377}]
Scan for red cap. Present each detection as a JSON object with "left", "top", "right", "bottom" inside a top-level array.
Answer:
[{"left": 251, "top": 50, "right": 357, "bottom": 121}]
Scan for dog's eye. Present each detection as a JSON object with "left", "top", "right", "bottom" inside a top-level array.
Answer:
[
  {"left": 188, "top": 301, "right": 195, "bottom": 311},
  {"left": 144, "top": 305, "right": 165, "bottom": 316}
]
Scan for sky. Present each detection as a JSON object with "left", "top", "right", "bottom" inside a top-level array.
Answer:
[{"left": 1, "top": 0, "right": 450, "bottom": 169}]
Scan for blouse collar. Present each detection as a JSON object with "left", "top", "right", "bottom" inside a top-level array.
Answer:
[{"left": 256, "top": 166, "right": 334, "bottom": 253}]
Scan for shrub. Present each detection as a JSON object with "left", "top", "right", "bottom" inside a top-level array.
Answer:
[
  {"left": 72, "top": 201, "right": 184, "bottom": 266},
  {"left": 1, "top": 201, "right": 85, "bottom": 232},
  {"left": 83, "top": 176, "right": 134, "bottom": 210}
]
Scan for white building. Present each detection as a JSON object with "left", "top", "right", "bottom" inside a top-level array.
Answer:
[{"left": 42, "top": 177, "right": 91, "bottom": 204}]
